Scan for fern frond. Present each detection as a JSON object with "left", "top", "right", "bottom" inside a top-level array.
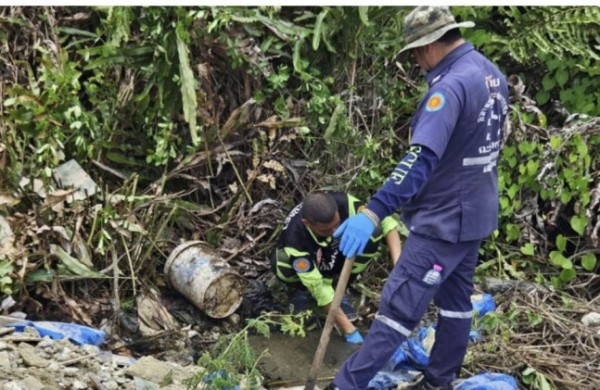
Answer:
[{"left": 502, "top": 6, "right": 600, "bottom": 63}]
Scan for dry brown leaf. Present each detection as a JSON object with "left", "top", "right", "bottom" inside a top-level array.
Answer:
[
  {"left": 263, "top": 160, "right": 285, "bottom": 173},
  {"left": 136, "top": 289, "right": 178, "bottom": 336},
  {"left": 256, "top": 174, "right": 276, "bottom": 190},
  {"left": 196, "top": 63, "right": 211, "bottom": 81},
  {"left": 220, "top": 99, "right": 256, "bottom": 138},
  {"left": 279, "top": 133, "right": 297, "bottom": 142},
  {"left": 0, "top": 194, "right": 19, "bottom": 207},
  {"left": 58, "top": 11, "right": 91, "bottom": 22},
  {"left": 110, "top": 220, "right": 132, "bottom": 240},
  {"left": 255, "top": 116, "right": 302, "bottom": 129},
  {"left": 0, "top": 216, "right": 15, "bottom": 259},
  {"left": 64, "top": 295, "right": 94, "bottom": 326},
  {"left": 255, "top": 115, "right": 278, "bottom": 128},
  {"left": 45, "top": 188, "right": 78, "bottom": 207}
]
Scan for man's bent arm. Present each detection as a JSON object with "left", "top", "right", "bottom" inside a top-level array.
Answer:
[
  {"left": 324, "top": 301, "right": 356, "bottom": 336},
  {"left": 367, "top": 144, "right": 439, "bottom": 222}
]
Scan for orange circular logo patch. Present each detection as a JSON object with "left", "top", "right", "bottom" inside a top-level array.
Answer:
[
  {"left": 425, "top": 92, "right": 446, "bottom": 112},
  {"left": 293, "top": 258, "right": 310, "bottom": 273}
]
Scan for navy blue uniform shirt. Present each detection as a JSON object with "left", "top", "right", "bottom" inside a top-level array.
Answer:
[{"left": 371, "top": 42, "right": 509, "bottom": 243}]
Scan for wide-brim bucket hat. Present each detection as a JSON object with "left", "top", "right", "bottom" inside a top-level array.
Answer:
[{"left": 397, "top": 6, "right": 475, "bottom": 62}]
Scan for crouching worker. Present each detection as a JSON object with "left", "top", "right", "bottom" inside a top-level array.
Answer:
[{"left": 270, "top": 191, "right": 402, "bottom": 344}]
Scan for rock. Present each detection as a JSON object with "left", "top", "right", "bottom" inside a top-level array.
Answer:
[
  {"left": 225, "top": 313, "right": 241, "bottom": 327},
  {"left": 47, "top": 363, "right": 61, "bottom": 372},
  {"left": 21, "top": 327, "right": 40, "bottom": 338},
  {"left": 113, "top": 369, "right": 126, "bottom": 377},
  {"left": 104, "top": 380, "right": 119, "bottom": 390},
  {"left": 37, "top": 338, "right": 54, "bottom": 351},
  {"left": 0, "top": 342, "right": 10, "bottom": 351},
  {"left": 0, "top": 351, "right": 11, "bottom": 368},
  {"left": 20, "top": 377, "right": 45, "bottom": 390},
  {"left": 133, "top": 377, "right": 159, "bottom": 390},
  {"left": 54, "top": 338, "right": 75, "bottom": 351},
  {"left": 52, "top": 159, "right": 99, "bottom": 202},
  {"left": 36, "top": 351, "right": 51, "bottom": 360},
  {"left": 582, "top": 312, "right": 600, "bottom": 327},
  {"left": 71, "top": 380, "right": 87, "bottom": 390},
  {"left": 81, "top": 344, "right": 100, "bottom": 355},
  {"left": 54, "top": 353, "right": 70, "bottom": 363},
  {"left": 125, "top": 356, "right": 202, "bottom": 385},
  {"left": 125, "top": 357, "right": 178, "bottom": 384},
  {"left": 64, "top": 367, "right": 79, "bottom": 377},
  {"left": 2, "top": 382, "right": 26, "bottom": 390},
  {"left": 58, "top": 346, "right": 72, "bottom": 355},
  {"left": 112, "top": 354, "right": 136, "bottom": 367},
  {"left": 18, "top": 343, "right": 49, "bottom": 368},
  {"left": 88, "top": 361, "right": 102, "bottom": 374}
]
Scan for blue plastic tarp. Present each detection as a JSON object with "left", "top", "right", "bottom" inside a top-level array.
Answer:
[
  {"left": 455, "top": 373, "right": 518, "bottom": 390},
  {"left": 367, "top": 370, "right": 419, "bottom": 390},
  {"left": 6, "top": 320, "right": 105, "bottom": 346}
]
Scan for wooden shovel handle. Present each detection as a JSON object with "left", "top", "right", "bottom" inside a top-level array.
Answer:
[{"left": 305, "top": 256, "right": 356, "bottom": 390}]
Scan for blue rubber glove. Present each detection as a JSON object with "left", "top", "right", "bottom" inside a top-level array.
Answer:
[
  {"left": 345, "top": 329, "right": 364, "bottom": 344},
  {"left": 333, "top": 213, "right": 376, "bottom": 258}
]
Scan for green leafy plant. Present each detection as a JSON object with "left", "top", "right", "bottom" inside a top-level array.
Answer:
[
  {"left": 0, "top": 260, "right": 14, "bottom": 295},
  {"left": 522, "top": 367, "right": 553, "bottom": 390},
  {"left": 185, "top": 311, "right": 310, "bottom": 389},
  {"left": 457, "top": 6, "right": 600, "bottom": 116}
]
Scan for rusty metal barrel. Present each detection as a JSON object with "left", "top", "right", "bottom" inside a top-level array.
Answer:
[{"left": 164, "top": 241, "right": 246, "bottom": 319}]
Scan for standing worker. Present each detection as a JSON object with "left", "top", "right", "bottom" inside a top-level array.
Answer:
[
  {"left": 270, "top": 191, "right": 402, "bottom": 344},
  {"left": 325, "top": 6, "right": 509, "bottom": 390}
]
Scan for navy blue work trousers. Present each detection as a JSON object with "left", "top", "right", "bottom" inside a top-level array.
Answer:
[{"left": 333, "top": 232, "right": 481, "bottom": 389}]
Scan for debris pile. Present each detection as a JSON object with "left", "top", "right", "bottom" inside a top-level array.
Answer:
[
  {"left": 467, "top": 286, "right": 600, "bottom": 390},
  {"left": 0, "top": 325, "right": 204, "bottom": 390}
]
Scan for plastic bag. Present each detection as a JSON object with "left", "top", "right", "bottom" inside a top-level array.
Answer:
[
  {"left": 203, "top": 370, "right": 240, "bottom": 390},
  {"left": 471, "top": 293, "right": 496, "bottom": 318},
  {"left": 455, "top": 373, "right": 517, "bottom": 390}
]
